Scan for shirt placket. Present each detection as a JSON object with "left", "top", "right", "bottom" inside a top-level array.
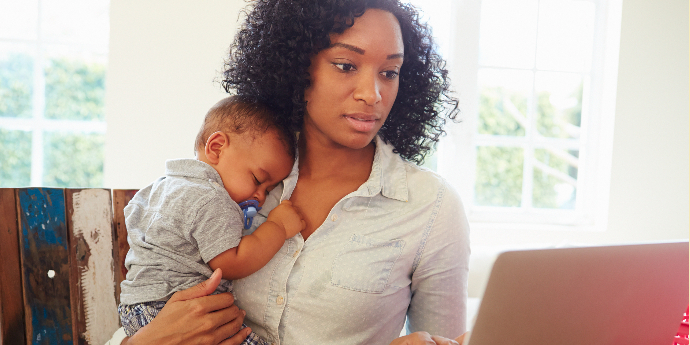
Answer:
[{"left": 263, "top": 234, "right": 303, "bottom": 345}]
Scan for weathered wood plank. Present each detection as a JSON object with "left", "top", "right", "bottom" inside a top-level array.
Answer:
[
  {"left": 111, "top": 189, "right": 137, "bottom": 305},
  {"left": 0, "top": 189, "right": 26, "bottom": 345},
  {"left": 66, "top": 189, "right": 120, "bottom": 345},
  {"left": 17, "top": 188, "right": 73, "bottom": 345}
]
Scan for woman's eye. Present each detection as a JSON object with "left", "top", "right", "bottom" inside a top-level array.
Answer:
[
  {"left": 333, "top": 62, "right": 356, "bottom": 72},
  {"left": 382, "top": 70, "right": 399, "bottom": 80}
]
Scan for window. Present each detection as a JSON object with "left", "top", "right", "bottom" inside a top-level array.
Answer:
[
  {"left": 0, "top": 0, "right": 110, "bottom": 188},
  {"left": 410, "top": 0, "right": 622, "bottom": 230}
]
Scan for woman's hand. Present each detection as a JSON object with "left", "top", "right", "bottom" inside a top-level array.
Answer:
[
  {"left": 123, "top": 269, "right": 250, "bottom": 345},
  {"left": 389, "top": 331, "right": 469, "bottom": 345}
]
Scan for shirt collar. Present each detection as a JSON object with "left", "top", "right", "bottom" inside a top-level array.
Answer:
[
  {"left": 165, "top": 158, "right": 224, "bottom": 185},
  {"left": 281, "top": 136, "right": 409, "bottom": 202},
  {"left": 364, "top": 135, "right": 408, "bottom": 201}
]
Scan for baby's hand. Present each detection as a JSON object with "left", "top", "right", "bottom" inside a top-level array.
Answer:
[{"left": 266, "top": 200, "right": 305, "bottom": 239}]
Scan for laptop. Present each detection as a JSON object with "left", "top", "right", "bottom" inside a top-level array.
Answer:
[{"left": 464, "top": 241, "right": 689, "bottom": 345}]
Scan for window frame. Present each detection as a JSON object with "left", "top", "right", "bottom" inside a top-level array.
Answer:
[
  {"left": 0, "top": 0, "right": 109, "bottom": 188},
  {"left": 431, "top": 0, "right": 623, "bottom": 231}
]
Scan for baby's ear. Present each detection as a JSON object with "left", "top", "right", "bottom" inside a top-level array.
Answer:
[{"left": 204, "top": 131, "right": 228, "bottom": 164}]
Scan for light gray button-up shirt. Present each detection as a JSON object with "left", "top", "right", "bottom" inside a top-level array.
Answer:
[{"left": 233, "top": 136, "right": 470, "bottom": 345}]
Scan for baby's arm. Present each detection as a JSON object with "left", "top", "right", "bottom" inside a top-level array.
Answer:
[{"left": 208, "top": 200, "right": 304, "bottom": 280}]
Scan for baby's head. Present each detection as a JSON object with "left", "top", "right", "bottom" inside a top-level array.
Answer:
[{"left": 196, "top": 95, "right": 295, "bottom": 206}]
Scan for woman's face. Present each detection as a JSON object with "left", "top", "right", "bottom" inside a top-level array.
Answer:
[{"left": 303, "top": 8, "right": 404, "bottom": 150}]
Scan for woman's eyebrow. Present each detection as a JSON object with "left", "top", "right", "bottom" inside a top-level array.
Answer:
[
  {"left": 331, "top": 42, "right": 365, "bottom": 54},
  {"left": 330, "top": 42, "right": 404, "bottom": 60}
]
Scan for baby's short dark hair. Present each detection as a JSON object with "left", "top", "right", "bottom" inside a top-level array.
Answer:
[{"left": 194, "top": 95, "right": 296, "bottom": 158}]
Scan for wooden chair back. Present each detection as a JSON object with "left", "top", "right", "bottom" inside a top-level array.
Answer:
[{"left": 0, "top": 188, "right": 136, "bottom": 345}]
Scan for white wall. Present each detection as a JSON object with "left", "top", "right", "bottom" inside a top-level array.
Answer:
[
  {"left": 104, "top": 0, "right": 243, "bottom": 188},
  {"left": 105, "top": 0, "right": 689, "bottom": 245},
  {"left": 605, "top": 0, "right": 689, "bottom": 243}
]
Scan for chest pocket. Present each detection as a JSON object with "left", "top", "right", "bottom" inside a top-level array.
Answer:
[{"left": 331, "top": 234, "right": 405, "bottom": 293}]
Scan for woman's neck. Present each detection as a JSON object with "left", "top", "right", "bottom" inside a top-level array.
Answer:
[{"left": 297, "top": 131, "right": 376, "bottom": 181}]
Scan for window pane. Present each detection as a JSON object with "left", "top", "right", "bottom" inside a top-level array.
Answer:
[
  {"left": 536, "top": 0, "right": 596, "bottom": 72},
  {"left": 43, "top": 131, "right": 104, "bottom": 187},
  {"left": 0, "top": 129, "right": 31, "bottom": 187},
  {"left": 0, "top": 46, "right": 33, "bottom": 118},
  {"left": 535, "top": 71, "right": 583, "bottom": 138},
  {"left": 478, "top": 68, "right": 532, "bottom": 136},
  {"left": 44, "top": 52, "right": 106, "bottom": 121},
  {"left": 41, "top": 0, "right": 110, "bottom": 49},
  {"left": 532, "top": 148, "right": 578, "bottom": 209},
  {"left": 475, "top": 146, "right": 524, "bottom": 207},
  {"left": 0, "top": 0, "right": 38, "bottom": 40},
  {"left": 479, "top": 0, "right": 538, "bottom": 69}
]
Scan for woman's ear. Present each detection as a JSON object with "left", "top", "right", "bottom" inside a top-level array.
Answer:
[{"left": 204, "top": 131, "right": 228, "bottom": 164}]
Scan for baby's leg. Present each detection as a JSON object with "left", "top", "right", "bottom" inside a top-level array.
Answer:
[{"left": 118, "top": 301, "right": 167, "bottom": 337}]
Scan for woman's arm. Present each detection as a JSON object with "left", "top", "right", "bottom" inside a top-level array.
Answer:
[
  {"left": 113, "top": 269, "right": 250, "bottom": 345},
  {"left": 405, "top": 182, "right": 471, "bottom": 337}
]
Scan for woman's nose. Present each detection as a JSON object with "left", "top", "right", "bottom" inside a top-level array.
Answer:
[{"left": 353, "top": 72, "right": 382, "bottom": 105}]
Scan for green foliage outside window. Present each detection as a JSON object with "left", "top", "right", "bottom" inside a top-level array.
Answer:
[
  {"left": 478, "top": 87, "right": 527, "bottom": 137},
  {"left": 536, "top": 84, "right": 582, "bottom": 138},
  {"left": 0, "top": 54, "right": 33, "bottom": 118},
  {"left": 532, "top": 149, "right": 578, "bottom": 209},
  {"left": 43, "top": 132, "right": 104, "bottom": 188},
  {"left": 45, "top": 58, "right": 106, "bottom": 121},
  {"left": 475, "top": 146, "right": 524, "bottom": 207},
  {"left": 0, "top": 129, "right": 32, "bottom": 187}
]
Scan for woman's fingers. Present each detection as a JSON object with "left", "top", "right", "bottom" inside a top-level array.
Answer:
[
  {"left": 218, "top": 327, "right": 251, "bottom": 345},
  {"left": 389, "top": 332, "right": 436, "bottom": 345},
  {"left": 186, "top": 290, "right": 237, "bottom": 314},
  {"left": 430, "top": 335, "right": 460, "bottom": 345},
  {"left": 215, "top": 312, "right": 250, "bottom": 345},
  {"left": 208, "top": 303, "right": 244, "bottom": 331}
]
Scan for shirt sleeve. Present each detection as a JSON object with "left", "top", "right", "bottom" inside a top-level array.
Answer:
[
  {"left": 406, "top": 182, "right": 471, "bottom": 338},
  {"left": 190, "top": 193, "right": 244, "bottom": 263}
]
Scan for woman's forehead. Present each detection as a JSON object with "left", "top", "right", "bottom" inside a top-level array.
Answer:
[{"left": 329, "top": 9, "right": 404, "bottom": 55}]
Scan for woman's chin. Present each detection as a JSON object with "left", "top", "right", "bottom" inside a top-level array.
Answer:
[
  {"left": 333, "top": 130, "right": 378, "bottom": 149},
  {"left": 303, "top": 126, "right": 378, "bottom": 151}
]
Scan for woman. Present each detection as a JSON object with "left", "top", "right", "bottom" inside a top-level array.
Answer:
[{"left": 113, "top": 0, "right": 469, "bottom": 344}]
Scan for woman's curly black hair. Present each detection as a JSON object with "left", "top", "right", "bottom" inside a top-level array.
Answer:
[{"left": 222, "top": 0, "right": 459, "bottom": 164}]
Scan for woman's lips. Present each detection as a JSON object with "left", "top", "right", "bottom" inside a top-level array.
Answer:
[{"left": 344, "top": 114, "right": 378, "bottom": 132}]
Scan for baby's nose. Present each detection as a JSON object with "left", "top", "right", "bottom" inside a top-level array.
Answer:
[{"left": 255, "top": 192, "right": 266, "bottom": 206}]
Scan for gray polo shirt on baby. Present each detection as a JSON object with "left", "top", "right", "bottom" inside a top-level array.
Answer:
[{"left": 119, "top": 159, "right": 244, "bottom": 305}]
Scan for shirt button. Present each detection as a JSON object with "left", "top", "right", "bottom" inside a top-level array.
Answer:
[
  {"left": 292, "top": 250, "right": 300, "bottom": 258},
  {"left": 331, "top": 214, "right": 338, "bottom": 222},
  {"left": 276, "top": 296, "right": 284, "bottom": 305}
]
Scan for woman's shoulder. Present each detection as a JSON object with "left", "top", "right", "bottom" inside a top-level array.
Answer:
[{"left": 403, "top": 162, "right": 461, "bottom": 202}]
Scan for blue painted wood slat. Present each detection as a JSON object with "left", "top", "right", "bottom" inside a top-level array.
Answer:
[{"left": 17, "top": 188, "right": 73, "bottom": 345}]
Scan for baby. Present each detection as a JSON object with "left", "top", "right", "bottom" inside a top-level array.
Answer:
[{"left": 118, "top": 96, "right": 303, "bottom": 345}]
